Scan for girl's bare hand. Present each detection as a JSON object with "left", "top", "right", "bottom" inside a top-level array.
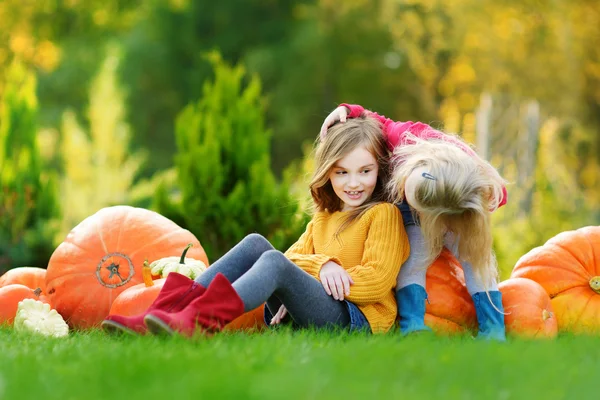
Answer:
[
  {"left": 319, "top": 261, "right": 354, "bottom": 301},
  {"left": 270, "top": 305, "right": 288, "bottom": 325},
  {"left": 320, "top": 106, "right": 348, "bottom": 140}
]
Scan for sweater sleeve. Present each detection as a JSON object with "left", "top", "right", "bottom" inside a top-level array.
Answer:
[
  {"left": 284, "top": 219, "right": 342, "bottom": 279},
  {"left": 341, "top": 103, "right": 476, "bottom": 155},
  {"left": 341, "top": 103, "right": 366, "bottom": 119},
  {"left": 344, "top": 204, "right": 409, "bottom": 305}
]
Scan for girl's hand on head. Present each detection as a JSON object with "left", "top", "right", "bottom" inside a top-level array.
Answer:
[
  {"left": 270, "top": 305, "right": 288, "bottom": 325},
  {"left": 320, "top": 106, "right": 349, "bottom": 140},
  {"left": 319, "top": 261, "right": 354, "bottom": 301}
]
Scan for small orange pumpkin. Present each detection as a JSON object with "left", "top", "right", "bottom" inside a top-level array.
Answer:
[
  {"left": 224, "top": 305, "right": 267, "bottom": 332},
  {"left": 0, "top": 267, "right": 47, "bottom": 293},
  {"left": 109, "top": 265, "right": 166, "bottom": 316},
  {"left": 498, "top": 278, "right": 557, "bottom": 339},
  {"left": 424, "top": 250, "right": 477, "bottom": 335},
  {"left": 0, "top": 284, "right": 48, "bottom": 325},
  {"left": 511, "top": 226, "right": 600, "bottom": 334},
  {"left": 46, "top": 206, "right": 209, "bottom": 330}
]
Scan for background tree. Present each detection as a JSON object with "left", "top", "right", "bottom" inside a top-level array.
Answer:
[
  {"left": 57, "top": 44, "right": 146, "bottom": 238},
  {"left": 0, "top": 61, "right": 60, "bottom": 272},
  {"left": 118, "top": 0, "right": 311, "bottom": 175},
  {"left": 155, "top": 53, "right": 309, "bottom": 260}
]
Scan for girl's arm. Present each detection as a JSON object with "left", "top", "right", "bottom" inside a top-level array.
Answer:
[
  {"left": 343, "top": 204, "right": 410, "bottom": 305},
  {"left": 340, "top": 103, "right": 477, "bottom": 156},
  {"left": 284, "top": 220, "right": 342, "bottom": 276}
]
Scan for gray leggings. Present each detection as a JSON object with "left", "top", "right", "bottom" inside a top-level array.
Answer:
[{"left": 194, "top": 234, "right": 351, "bottom": 329}]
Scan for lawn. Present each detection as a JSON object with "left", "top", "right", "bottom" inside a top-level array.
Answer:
[{"left": 1, "top": 327, "right": 598, "bottom": 400}]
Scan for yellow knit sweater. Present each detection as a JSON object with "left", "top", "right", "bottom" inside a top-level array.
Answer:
[{"left": 285, "top": 203, "right": 409, "bottom": 333}]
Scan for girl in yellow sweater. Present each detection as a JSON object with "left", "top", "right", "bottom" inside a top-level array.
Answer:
[{"left": 102, "top": 117, "right": 409, "bottom": 336}]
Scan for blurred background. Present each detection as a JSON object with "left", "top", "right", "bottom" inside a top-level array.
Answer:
[{"left": 1, "top": 0, "right": 598, "bottom": 278}]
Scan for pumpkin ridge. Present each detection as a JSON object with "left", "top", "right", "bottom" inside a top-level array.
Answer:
[
  {"left": 550, "top": 286, "right": 596, "bottom": 328},
  {"left": 114, "top": 207, "right": 132, "bottom": 257},
  {"left": 548, "top": 278, "right": 591, "bottom": 300},
  {"left": 544, "top": 281, "right": 588, "bottom": 299},
  {"left": 582, "top": 230, "right": 600, "bottom": 276},
  {"left": 514, "top": 259, "right": 590, "bottom": 286},
  {"left": 570, "top": 288, "right": 596, "bottom": 329},
  {"left": 61, "top": 238, "right": 98, "bottom": 260},
  {"left": 46, "top": 270, "right": 99, "bottom": 287},
  {"left": 95, "top": 217, "right": 110, "bottom": 255},
  {"left": 543, "top": 244, "right": 592, "bottom": 279},
  {"left": 559, "top": 239, "right": 593, "bottom": 279},
  {"left": 129, "top": 229, "right": 185, "bottom": 260}
]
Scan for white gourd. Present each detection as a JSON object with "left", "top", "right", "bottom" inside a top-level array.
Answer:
[
  {"left": 14, "top": 299, "right": 69, "bottom": 337},
  {"left": 149, "top": 243, "right": 207, "bottom": 280}
]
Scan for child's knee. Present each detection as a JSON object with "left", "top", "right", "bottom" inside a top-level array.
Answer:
[
  {"left": 258, "top": 250, "right": 294, "bottom": 274},
  {"left": 259, "top": 249, "right": 286, "bottom": 263},
  {"left": 244, "top": 233, "right": 272, "bottom": 249}
]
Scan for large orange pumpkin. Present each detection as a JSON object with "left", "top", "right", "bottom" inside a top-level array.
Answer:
[
  {"left": 511, "top": 226, "right": 600, "bottom": 334},
  {"left": 0, "top": 284, "right": 48, "bottom": 325},
  {"left": 46, "top": 206, "right": 208, "bottom": 330},
  {"left": 0, "top": 267, "right": 47, "bottom": 293},
  {"left": 424, "top": 250, "right": 477, "bottom": 335},
  {"left": 498, "top": 277, "right": 557, "bottom": 339}
]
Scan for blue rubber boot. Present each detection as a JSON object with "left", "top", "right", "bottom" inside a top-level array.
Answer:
[
  {"left": 396, "top": 284, "right": 432, "bottom": 335},
  {"left": 472, "top": 291, "right": 506, "bottom": 341}
]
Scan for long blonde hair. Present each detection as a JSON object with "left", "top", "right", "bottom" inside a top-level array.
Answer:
[
  {"left": 388, "top": 134, "right": 506, "bottom": 288},
  {"left": 310, "top": 117, "right": 390, "bottom": 233}
]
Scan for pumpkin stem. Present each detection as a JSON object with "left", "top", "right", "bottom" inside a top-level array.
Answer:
[
  {"left": 33, "top": 287, "right": 42, "bottom": 297},
  {"left": 142, "top": 260, "right": 154, "bottom": 287},
  {"left": 542, "top": 309, "right": 553, "bottom": 321},
  {"left": 180, "top": 243, "right": 193, "bottom": 264},
  {"left": 589, "top": 276, "right": 600, "bottom": 294}
]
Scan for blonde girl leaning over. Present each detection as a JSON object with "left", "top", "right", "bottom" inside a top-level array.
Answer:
[
  {"left": 321, "top": 104, "right": 508, "bottom": 341},
  {"left": 102, "top": 117, "right": 408, "bottom": 336}
]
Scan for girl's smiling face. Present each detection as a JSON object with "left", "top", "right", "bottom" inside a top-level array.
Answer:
[{"left": 328, "top": 145, "right": 379, "bottom": 211}]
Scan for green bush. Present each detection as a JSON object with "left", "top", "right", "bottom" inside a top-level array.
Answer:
[
  {"left": 155, "top": 53, "right": 309, "bottom": 261},
  {"left": 0, "top": 61, "right": 60, "bottom": 273}
]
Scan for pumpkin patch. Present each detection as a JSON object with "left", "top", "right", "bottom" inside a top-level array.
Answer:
[
  {"left": 45, "top": 205, "right": 208, "bottom": 329},
  {"left": 511, "top": 226, "right": 600, "bottom": 334},
  {"left": 0, "top": 200, "right": 592, "bottom": 337}
]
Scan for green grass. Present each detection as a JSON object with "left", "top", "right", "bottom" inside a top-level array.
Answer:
[{"left": 1, "top": 327, "right": 599, "bottom": 400}]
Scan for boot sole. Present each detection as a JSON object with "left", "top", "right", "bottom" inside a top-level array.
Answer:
[
  {"left": 101, "top": 320, "right": 140, "bottom": 336},
  {"left": 144, "top": 314, "right": 176, "bottom": 336}
]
